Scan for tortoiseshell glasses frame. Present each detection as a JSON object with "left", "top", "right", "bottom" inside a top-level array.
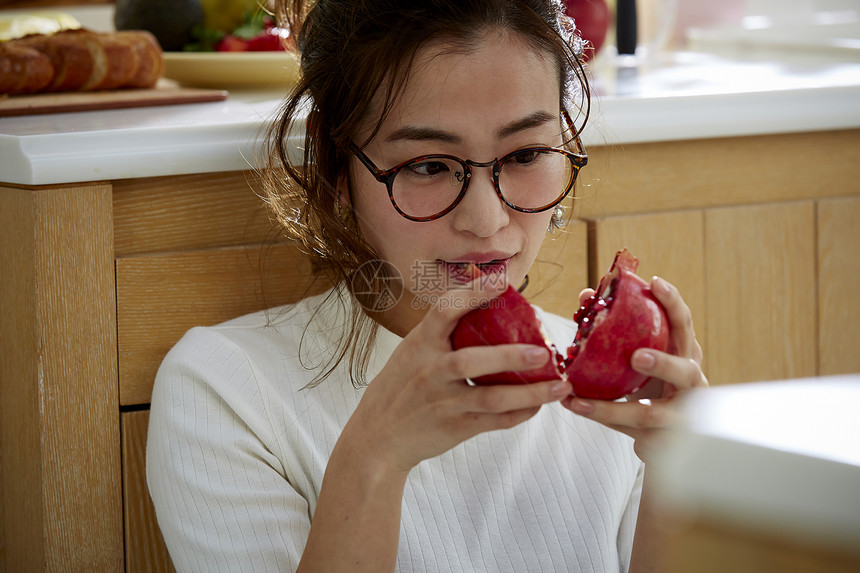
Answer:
[{"left": 348, "top": 110, "right": 588, "bottom": 222}]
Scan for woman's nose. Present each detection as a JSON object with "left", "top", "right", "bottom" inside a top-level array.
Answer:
[{"left": 450, "top": 168, "right": 509, "bottom": 237}]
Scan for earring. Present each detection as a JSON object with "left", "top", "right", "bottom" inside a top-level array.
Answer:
[
  {"left": 548, "top": 205, "right": 566, "bottom": 235},
  {"left": 335, "top": 192, "right": 352, "bottom": 222},
  {"left": 335, "top": 200, "right": 348, "bottom": 220},
  {"left": 517, "top": 274, "right": 530, "bottom": 293}
]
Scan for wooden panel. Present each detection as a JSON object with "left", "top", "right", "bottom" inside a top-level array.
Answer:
[
  {"left": 113, "top": 172, "right": 280, "bottom": 256},
  {"left": 577, "top": 130, "right": 860, "bottom": 218},
  {"left": 0, "top": 187, "right": 41, "bottom": 573},
  {"left": 123, "top": 411, "right": 176, "bottom": 573},
  {"left": 818, "top": 197, "right": 860, "bottom": 375},
  {"left": 666, "top": 516, "right": 860, "bottom": 573},
  {"left": 116, "top": 242, "right": 330, "bottom": 406},
  {"left": 705, "top": 202, "right": 817, "bottom": 385},
  {"left": 527, "top": 219, "right": 589, "bottom": 319},
  {"left": 0, "top": 184, "right": 123, "bottom": 571},
  {"left": 592, "top": 210, "right": 707, "bottom": 375}
]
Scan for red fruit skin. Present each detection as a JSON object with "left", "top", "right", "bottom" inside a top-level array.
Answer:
[
  {"left": 565, "top": 250, "right": 670, "bottom": 400},
  {"left": 451, "top": 286, "right": 563, "bottom": 385},
  {"left": 563, "top": 0, "right": 611, "bottom": 60},
  {"left": 246, "top": 29, "right": 284, "bottom": 51},
  {"left": 216, "top": 35, "right": 249, "bottom": 52}
]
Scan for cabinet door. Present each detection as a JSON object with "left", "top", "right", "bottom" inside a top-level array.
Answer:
[
  {"left": 818, "top": 196, "right": 860, "bottom": 375},
  {"left": 592, "top": 210, "right": 707, "bottom": 375},
  {"left": 705, "top": 202, "right": 817, "bottom": 385},
  {"left": 123, "top": 411, "right": 176, "bottom": 573}
]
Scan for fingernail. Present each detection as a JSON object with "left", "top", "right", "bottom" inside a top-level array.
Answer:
[
  {"left": 524, "top": 347, "right": 549, "bottom": 364},
  {"left": 550, "top": 381, "right": 571, "bottom": 398},
  {"left": 652, "top": 276, "right": 668, "bottom": 294},
  {"left": 633, "top": 350, "right": 656, "bottom": 370},
  {"left": 571, "top": 398, "right": 594, "bottom": 415}
]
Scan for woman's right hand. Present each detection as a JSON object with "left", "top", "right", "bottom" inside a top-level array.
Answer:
[{"left": 342, "top": 279, "right": 573, "bottom": 474}]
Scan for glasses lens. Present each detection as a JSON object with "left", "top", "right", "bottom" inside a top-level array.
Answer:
[
  {"left": 390, "top": 156, "right": 466, "bottom": 219},
  {"left": 498, "top": 149, "right": 575, "bottom": 211}
]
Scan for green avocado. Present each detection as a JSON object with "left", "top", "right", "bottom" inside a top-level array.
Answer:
[{"left": 114, "top": 0, "right": 204, "bottom": 51}]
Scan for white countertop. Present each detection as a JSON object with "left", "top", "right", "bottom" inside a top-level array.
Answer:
[
  {"left": 0, "top": 91, "right": 304, "bottom": 185},
  {"left": 654, "top": 375, "right": 860, "bottom": 554},
  {"left": 2, "top": 39, "right": 860, "bottom": 185}
]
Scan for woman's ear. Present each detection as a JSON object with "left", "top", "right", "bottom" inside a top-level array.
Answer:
[
  {"left": 334, "top": 169, "right": 355, "bottom": 223},
  {"left": 336, "top": 170, "right": 352, "bottom": 207}
]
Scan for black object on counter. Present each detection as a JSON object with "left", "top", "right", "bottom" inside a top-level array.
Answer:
[
  {"left": 114, "top": 0, "right": 204, "bottom": 51},
  {"left": 616, "top": 0, "right": 638, "bottom": 55}
]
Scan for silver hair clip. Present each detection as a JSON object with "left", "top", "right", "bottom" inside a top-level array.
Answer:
[
  {"left": 552, "top": 0, "right": 586, "bottom": 60},
  {"left": 551, "top": 0, "right": 586, "bottom": 112}
]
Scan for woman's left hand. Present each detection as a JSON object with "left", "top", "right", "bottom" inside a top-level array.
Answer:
[{"left": 561, "top": 276, "right": 709, "bottom": 462}]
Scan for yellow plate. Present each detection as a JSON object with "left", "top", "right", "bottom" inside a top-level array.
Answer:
[{"left": 162, "top": 52, "right": 300, "bottom": 89}]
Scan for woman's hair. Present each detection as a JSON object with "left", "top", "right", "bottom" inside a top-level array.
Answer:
[{"left": 262, "top": 0, "right": 590, "bottom": 387}]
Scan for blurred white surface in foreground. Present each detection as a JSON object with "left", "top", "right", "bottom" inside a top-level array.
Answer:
[{"left": 655, "top": 374, "right": 860, "bottom": 553}]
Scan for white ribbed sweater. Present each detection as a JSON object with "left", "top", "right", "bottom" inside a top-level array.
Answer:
[{"left": 147, "top": 288, "right": 644, "bottom": 572}]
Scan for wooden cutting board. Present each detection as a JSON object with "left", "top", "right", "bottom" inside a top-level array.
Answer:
[{"left": 0, "top": 79, "right": 228, "bottom": 117}]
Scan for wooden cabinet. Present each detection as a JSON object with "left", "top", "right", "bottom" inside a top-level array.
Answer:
[
  {"left": 580, "top": 129, "right": 860, "bottom": 384},
  {"left": 818, "top": 196, "right": 860, "bottom": 376},
  {"left": 122, "top": 411, "right": 174, "bottom": 573},
  {"left": 703, "top": 202, "right": 818, "bottom": 384},
  {"left": 1, "top": 129, "right": 858, "bottom": 571},
  {"left": 665, "top": 518, "right": 860, "bottom": 573},
  {"left": 1, "top": 173, "right": 329, "bottom": 571},
  {"left": 590, "top": 202, "right": 821, "bottom": 385},
  {"left": 0, "top": 183, "right": 123, "bottom": 572}
]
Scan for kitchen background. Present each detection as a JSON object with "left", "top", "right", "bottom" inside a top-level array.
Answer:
[{"left": 1, "top": 1, "right": 858, "bottom": 572}]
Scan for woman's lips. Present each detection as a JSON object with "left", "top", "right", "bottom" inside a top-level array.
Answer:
[{"left": 440, "top": 258, "right": 511, "bottom": 286}]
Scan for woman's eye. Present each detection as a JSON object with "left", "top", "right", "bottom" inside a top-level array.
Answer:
[
  {"left": 511, "top": 150, "right": 539, "bottom": 164},
  {"left": 406, "top": 161, "right": 449, "bottom": 177}
]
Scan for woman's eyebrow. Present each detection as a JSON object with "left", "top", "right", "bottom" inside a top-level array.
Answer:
[
  {"left": 385, "top": 126, "right": 460, "bottom": 144},
  {"left": 384, "top": 110, "right": 558, "bottom": 144},
  {"left": 496, "top": 110, "right": 557, "bottom": 138}
]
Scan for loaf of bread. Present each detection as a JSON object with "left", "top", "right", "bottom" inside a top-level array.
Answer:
[
  {"left": 0, "top": 29, "right": 163, "bottom": 96},
  {"left": 0, "top": 43, "right": 54, "bottom": 94}
]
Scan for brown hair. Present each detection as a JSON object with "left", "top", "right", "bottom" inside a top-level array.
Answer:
[{"left": 262, "top": 0, "right": 590, "bottom": 387}]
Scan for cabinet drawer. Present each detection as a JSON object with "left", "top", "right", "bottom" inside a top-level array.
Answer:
[{"left": 116, "top": 242, "right": 329, "bottom": 406}]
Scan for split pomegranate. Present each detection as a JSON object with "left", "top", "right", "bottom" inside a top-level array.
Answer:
[
  {"left": 565, "top": 248, "right": 670, "bottom": 399},
  {"left": 450, "top": 248, "right": 670, "bottom": 399}
]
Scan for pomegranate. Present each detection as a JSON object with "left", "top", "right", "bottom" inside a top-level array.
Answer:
[
  {"left": 565, "top": 249, "right": 670, "bottom": 399},
  {"left": 449, "top": 285, "right": 564, "bottom": 385},
  {"left": 450, "top": 248, "right": 670, "bottom": 399}
]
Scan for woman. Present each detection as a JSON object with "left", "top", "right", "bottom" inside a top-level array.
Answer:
[{"left": 147, "top": 1, "right": 708, "bottom": 571}]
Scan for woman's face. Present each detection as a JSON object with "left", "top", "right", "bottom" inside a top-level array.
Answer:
[{"left": 347, "top": 30, "right": 566, "bottom": 334}]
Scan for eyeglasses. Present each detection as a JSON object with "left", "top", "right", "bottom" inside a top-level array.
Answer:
[{"left": 348, "top": 111, "right": 588, "bottom": 222}]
